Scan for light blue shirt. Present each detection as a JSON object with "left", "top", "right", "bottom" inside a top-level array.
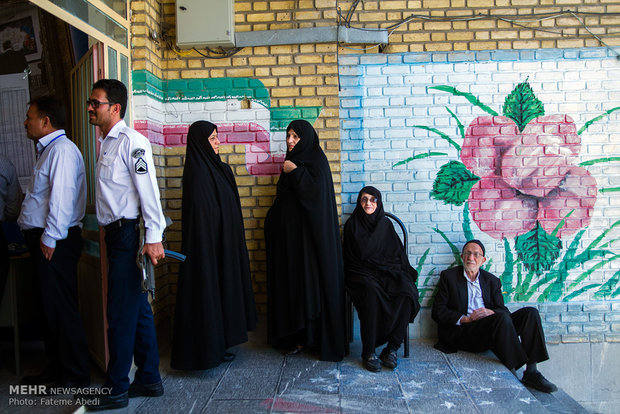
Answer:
[
  {"left": 456, "top": 270, "right": 485, "bottom": 325},
  {"left": 18, "top": 130, "right": 86, "bottom": 248},
  {"left": 95, "top": 120, "right": 165, "bottom": 243}
]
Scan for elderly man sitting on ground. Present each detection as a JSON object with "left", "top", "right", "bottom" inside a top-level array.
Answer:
[{"left": 431, "top": 239, "right": 557, "bottom": 393}]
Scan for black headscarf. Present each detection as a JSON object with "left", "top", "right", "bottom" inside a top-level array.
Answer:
[
  {"left": 343, "top": 186, "right": 419, "bottom": 322},
  {"left": 265, "top": 120, "right": 346, "bottom": 362},
  {"left": 352, "top": 185, "right": 384, "bottom": 230},
  {"left": 171, "top": 121, "right": 257, "bottom": 370}
]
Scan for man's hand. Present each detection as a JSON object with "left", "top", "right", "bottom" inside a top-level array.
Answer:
[
  {"left": 142, "top": 242, "right": 165, "bottom": 265},
  {"left": 283, "top": 160, "right": 297, "bottom": 173},
  {"left": 461, "top": 308, "right": 495, "bottom": 323},
  {"left": 40, "top": 239, "right": 55, "bottom": 261}
]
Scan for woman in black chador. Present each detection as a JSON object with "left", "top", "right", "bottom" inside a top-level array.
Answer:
[
  {"left": 265, "top": 119, "right": 346, "bottom": 362},
  {"left": 343, "top": 186, "right": 420, "bottom": 372},
  {"left": 171, "top": 121, "right": 257, "bottom": 370}
]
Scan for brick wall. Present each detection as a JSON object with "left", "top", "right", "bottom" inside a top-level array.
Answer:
[
  {"left": 127, "top": 1, "right": 620, "bottom": 336},
  {"left": 333, "top": 0, "right": 620, "bottom": 53},
  {"left": 131, "top": 0, "right": 164, "bottom": 78},
  {"left": 128, "top": 1, "right": 344, "bottom": 321},
  {"left": 339, "top": 47, "right": 620, "bottom": 341}
]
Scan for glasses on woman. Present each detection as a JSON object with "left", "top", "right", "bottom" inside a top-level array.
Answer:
[{"left": 361, "top": 196, "right": 377, "bottom": 204}]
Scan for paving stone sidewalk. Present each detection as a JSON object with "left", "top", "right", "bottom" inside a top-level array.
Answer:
[{"left": 2, "top": 322, "right": 590, "bottom": 414}]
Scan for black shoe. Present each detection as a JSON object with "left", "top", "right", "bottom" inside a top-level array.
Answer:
[
  {"left": 379, "top": 347, "right": 398, "bottom": 369},
  {"left": 128, "top": 381, "right": 164, "bottom": 398},
  {"left": 22, "top": 367, "right": 58, "bottom": 385},
  {"left": 222, "top": 352, "right": 236, "bottom": 362},
  {"left": 363, "top": 354, "right": 381, "bottom": 372},
  {"left": 86, "top": 391, "right": 129, "bottom": 411},
  {"left": 521, "top": 371, "right": 558, "bottom": 393}
]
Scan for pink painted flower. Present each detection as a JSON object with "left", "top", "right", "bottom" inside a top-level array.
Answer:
[{"left": 462, "top": 115, "right": 597, "bottom": 240}]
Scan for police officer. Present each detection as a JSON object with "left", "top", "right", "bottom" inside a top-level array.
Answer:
[
  {"left": 18, "top": 96, "right": 90, "bottom": 387},
  {"left": 85, "top": 79, "right": 166, "bottom": 411}
]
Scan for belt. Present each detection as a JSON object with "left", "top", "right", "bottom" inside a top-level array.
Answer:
[
  {"left": 104, "top": 218, "right": 139, "bottom": 232},
  {"left": 22, "top": 227, "right": 44, "bottom": 238},
  {"left": 22, "top": 226, "right": 80, "bottom": 239}
]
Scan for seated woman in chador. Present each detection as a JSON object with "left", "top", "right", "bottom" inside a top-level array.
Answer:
[{"left": 343, "top": 186, "right": 420, "bottom": 372}]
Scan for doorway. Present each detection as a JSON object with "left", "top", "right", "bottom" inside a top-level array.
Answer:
[{"left": 0, "top": 0, "right": 131, "bottom": 372}]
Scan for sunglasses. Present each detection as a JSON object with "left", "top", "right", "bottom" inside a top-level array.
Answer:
[
  {"left": 86, "top": 99, "right": 115, "bottom": 109},
  {"left": 361, "top": 196, "right": 377, "bottom": 204}
]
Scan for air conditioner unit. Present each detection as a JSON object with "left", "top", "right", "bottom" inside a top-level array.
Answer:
[{"left": 176, "top": 0, "right": 235, "bottom": 48}]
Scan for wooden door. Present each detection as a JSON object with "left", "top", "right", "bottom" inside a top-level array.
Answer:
[{"left": 70, "top": 43, "right": 109, "bottom": 371}]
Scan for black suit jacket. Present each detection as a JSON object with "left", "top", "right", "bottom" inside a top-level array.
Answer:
[{"left": 432, "top": 266, "right": 509, "bottom": 348}]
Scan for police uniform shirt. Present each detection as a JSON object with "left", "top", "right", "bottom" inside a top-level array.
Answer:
[
  {"left": 18, "top": 129, "right": 86, "bottom": 248},
  {"left": 95, "top": 120, "right": 165, "bottom": 244}
]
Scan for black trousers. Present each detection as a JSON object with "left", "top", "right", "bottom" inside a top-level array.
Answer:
[
  {"left": 103, "top": 221, "right": 160, "bottom": 395},
  {"left": 451, "top": 307, "right": 549, "bottom": 370},
  {"left": 24, "top": 227, "right": 90, "bottom": 384}
]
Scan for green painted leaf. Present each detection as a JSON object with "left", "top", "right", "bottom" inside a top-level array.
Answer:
[
  {"left": 586, "top": 219, "right": 620, "bottom": 250},
  {"left": 593, "top": 269, "right": 620, "bottom": 299},
  {"left": 568, "top": 249, "right": 615, "bottom": 272},
  {"left": 515, "top": 222, "right": 562, "bottom": 274},
  {"left": 579, "top": 156, "right": 620, "bottom": 166},
  {"left": 500, "top": 238, "right": 515, "bottom": 302},
  {"left": 462, "top": 202, "right": 474, "bottom": 241},
  {"left": 445, "top": 107, "right": 465, "bottom": 139},
  {"left": 423, "top": 284, "right": 441, "bottom": 307},
  {"left": 502, "top": 80, "right": 545, "bottom": 132},
  {"left": 413, "top": 125, "right": 461, "bottom": 151},
  {"left": 483, "top": 258, "right": 493, "bottom": 271},
  {"left": 425, "top": 268, "right": 436, "bottom": 281},
  {"left": 600, "top": 187, "right": 620, "bottom": 193},
  {"left": 392, "top": 152, "right": 447, "bottom": 168},
  {"left": 578, "top": 106, "right": 620, "bottom": 135},
  {"left": 514, "top": 261, "right": 524, "bottom": 298},
  {"left": 416, "top": 248, "right": 430, "bottom": 276},
  {"left": 549, "top": 210, "right": 574, "bottom": 238},
  {"left": 429, "top": 85, "right": 498, "bottom": 116},
  {"left": 600, "top": 238, "right": 620, "bottom": 249},
  {"left": 430, "top": 161, "right": 480, "bottom": 206},
  {"left": 521, "top": 230, "right": 585, "bottom": 300},
  {"left": 566, "top": 253, "right": 620, "bottom": 292},
  {"left": 516, "top": 267, "right": 538, "bottom": 302},
  {"left": 433, "top": 227, "right": 462, "bottom": 266},
  {"left": 562, "top": 284, "right": 601, "bottom": 302}
]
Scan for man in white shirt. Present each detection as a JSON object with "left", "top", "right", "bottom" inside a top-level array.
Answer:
[
  {"left": 85, "top": 79, "right": 165, "bottom": 411},
  {"left": 432, "top": 239, "right": 557, "bottom": 393},
  {"left": 18, "top": 96, "right": 90, "bottom": 387}
]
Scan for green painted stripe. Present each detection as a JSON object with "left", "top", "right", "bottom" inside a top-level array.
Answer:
[
  {"left": 132, "top": 70, "right": 322, "bottom": 131},
  {"left": 132, "top": 70, "right": 271, "bottom": 108},
  {"left": 270, "top": 107, "right": 322, "bottom": 131},
  {"left": 579, "top": 157, "right": 620, "bottom": 166}
]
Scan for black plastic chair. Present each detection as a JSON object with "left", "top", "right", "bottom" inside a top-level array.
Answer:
[{"left": 345, "top": 212, "right": 412, "bottom": 358}]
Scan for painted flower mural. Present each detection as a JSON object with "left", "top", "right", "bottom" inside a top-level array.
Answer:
[
  {"left": 395, "top": 80, "right": 620, "bottom": 302},
  {"left": 462, "top": 114, "right": 598, "bottom": 241}
]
